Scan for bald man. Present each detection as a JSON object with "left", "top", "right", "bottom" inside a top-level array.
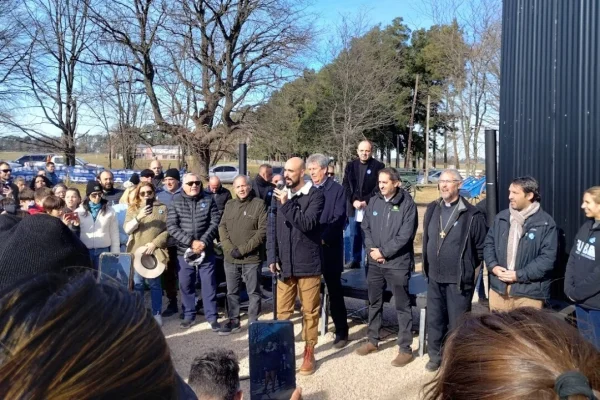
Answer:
[
  {"left": 150, "top": 160, "right": 164, "bottom": 189},
  {"left": 342, "top": 140, "right": 385, "bottom": 269},
  {"left": 267, "top": 157, "right": 325, "bottom": 376},
  {"left": 205, "top": 176, "right": 232, "bottom": 213}
]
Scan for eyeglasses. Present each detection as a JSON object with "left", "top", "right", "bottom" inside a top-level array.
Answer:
[
  {"left": 439, "top": 180, "right": 461, "bottom": 184},
  {"left": 186, "top": 181, "right": 201, "bottom": 187},
  {"left": 327, "top": 172, "right": 335, "bottom": 177},
  {"left": 89, "top": 192, "right": 102, "bottom": 198},
  {"left": 140, "top": 191, "right": 154, "bottom": 196},
  {"left": 1, "top": 169, "right": 11, "bottom": 173}
]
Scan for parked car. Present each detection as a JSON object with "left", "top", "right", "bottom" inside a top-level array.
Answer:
[
  {"left": 51, "top": 156, "right": 103, "bottom": 170},
  {"left": 208, "top": 165, "right": 240, "bottom": 184},
  {"left": 417, "top": 169, "right": 442, "bottom": 184},
  {"left": 13, "top": 154, "right": 49, "bottom": 167},
  {"left": 13, "top": 154, "right": 103, "bottom": 169}
]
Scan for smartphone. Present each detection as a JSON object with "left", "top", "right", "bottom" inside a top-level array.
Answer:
[
  {"left": 98, "top": 253, "right": 133, "bottom": 290},
  {"left": 64, "top": 211, "right": 78, "bottom": 220},
  {"left": 249, "top": 320, "right": 296, "bottom": 400},
  {"left": 145, "top": 198, "right": 154, "bottom": 210}
]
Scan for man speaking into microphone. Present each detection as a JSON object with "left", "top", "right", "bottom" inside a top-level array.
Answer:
[{"left": 267, "top": 157, "right": 324, "bottom": 376}]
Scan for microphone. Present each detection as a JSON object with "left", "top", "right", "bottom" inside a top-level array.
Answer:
[{"left": 276, "top": 181, "right": 285, "bottom": 190}]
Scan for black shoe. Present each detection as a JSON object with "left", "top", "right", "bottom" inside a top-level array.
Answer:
[
  {"left": 179, "top": 312, "right": 185, "bottom": 320},
  {"left": 180, "top": 319, "right": 196, "bottom": 329},
  {"left": 333, "top": 335, "right": 349, "bottom": 349},
  {"left": 425, "top": 361, "right": 440, "bottom": 372},
  {"left": 345, "top": 261, "right": 360, "bottom": 270},
  {"left": 219, "top": 320, "right": 242, "bottom": 336},
  {"left": 162, "top": 300, "right": 178, "bottom": 317},
  {"left": 210, "top": 321, "right": 221, "bottom": 332},
  {"left": 478, "top": 298, "right": 489, "bottom": 307}
]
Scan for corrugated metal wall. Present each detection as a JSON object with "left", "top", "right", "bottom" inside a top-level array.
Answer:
[{"left": 500, "top": 0, "right": 600, "bottom": 255}]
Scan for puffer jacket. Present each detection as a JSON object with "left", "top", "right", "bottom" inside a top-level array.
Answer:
[
  {"left": 167, "top": 191, "right": 220, "bottom": 256},
  {"left": 362, "top": 189, "right": 418, "bottom": 270},
  {"left": 76, "top": 205, "right": 120, "bottom": 252},
  {"left": 219, "top": 194, "right": 267, "bottom": 264}
]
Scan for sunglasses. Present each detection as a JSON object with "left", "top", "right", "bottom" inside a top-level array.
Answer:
[
  {"left": 186, "top": 181, "right": 201, "bottom": 187},
  {"left": 140, "top": 191, "right": 154, "bottom": 196},
  {"left": 327, "top": 172, "right": 335, "bottom": 176},
  {"left": 1, "top": 169, "right": 11, "bottom": 173},
  {"left": 89, "top": 192, "right": 102, "bottom": 198}
]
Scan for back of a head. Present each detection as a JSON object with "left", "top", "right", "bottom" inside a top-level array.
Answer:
[
  {"left": 423, "top": 308, "right": 600, "bottom": 400},
  {"left": 0, "top": 272, "right": 176, "bottom": 399},
  {"left": 189, "top": 349, "right": 240, "bottom": 400}
]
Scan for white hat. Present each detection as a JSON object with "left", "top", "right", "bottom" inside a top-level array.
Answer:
[{"left": 133, "top": 246, "right": 166, "bottom": 279}]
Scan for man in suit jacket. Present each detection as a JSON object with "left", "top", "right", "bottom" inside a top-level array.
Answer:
[
  {"left": 307, "top": 153, "right": 349, "bottom": 349},
  {"left": 342, "top": 140, "right": 385, "bottom": 269}
]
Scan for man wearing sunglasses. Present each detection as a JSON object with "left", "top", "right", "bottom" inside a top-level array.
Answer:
[
  {"left": 0, "top": 162, "right": 18, "bottom": 202},
  {"left": 167, "top": 173, "right": 221, "bottom": 330}
]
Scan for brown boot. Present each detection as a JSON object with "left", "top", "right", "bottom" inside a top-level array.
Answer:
[
  {"left": 391, "top": 351, "right": 414, "bottom": 367},
  {"left": 355, "top": 341, "right": 378, "bottom": 356},
  {"left": 299, "top": 344, "right": 316, "bottom": 375}
]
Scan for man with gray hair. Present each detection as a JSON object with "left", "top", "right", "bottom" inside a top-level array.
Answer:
[
  {"left": 307, "top": 153, "right": 349, "bottom": 348},
  {"left": 217, "top": 174, "right": 267, "bottom": 335},
  {"left": 422, "top": 169, "right": 487, "bottom": 372}
]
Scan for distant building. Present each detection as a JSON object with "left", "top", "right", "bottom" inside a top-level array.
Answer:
[{"left": 135, "top": 145, "right": 181, "bottom": 160}]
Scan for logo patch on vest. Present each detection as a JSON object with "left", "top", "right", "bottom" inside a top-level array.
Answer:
[
  {"left": 373, "top": 211, "right": 378, "bottom": 216},
  {"left": 528, "top": 232, "right": 535, "bottom": 240},
  {"left": 392, "top": 205, "right": 399, "bottom": 211},
  {"left": 201, "top": 202, "right": 206, "bottom": 208},
  {"left": 591, "top": 237, "right": 596, "bottom": 244},
  {"left": 576, "top": 239, "right": 596, "bottom": 261},
  {"left": 367, "top": 169, "right": 371, "bottom": 175}
]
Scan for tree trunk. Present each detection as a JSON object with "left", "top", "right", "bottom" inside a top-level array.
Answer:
[
  {"left": 190, "top": 147, "right": 211, "bottom": 181},
  {"left": 453, "top": 132, "right": 460, "bottom": 169},
  {"left": 444, "top": 130, "right": 448, "bottom": 167}
]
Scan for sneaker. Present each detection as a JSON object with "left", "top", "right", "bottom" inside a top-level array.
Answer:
[
  {"left": 391, "top": 352, "right": 413, "bottom": 367},
  {"left": 180, "top": 319, "right": 196, "bottom": 329},
  {"left": 355, "top": 342, "right": 378, "bottom": 356},
  {"left": 425, "top": 361, "right": 440, "bottom": 372},
  {"left": 161, "top": 300, "right": 178, "bottom": 317},
  {"left": 153, "top": 314, "right": 163, "bottom": 327},
  {"left": 210, "top": 321, "right": 221, "bottom": 332},
  {"left": 219, "top": 320, "right": 242, "bottom": 336},
  {"left": 333, "top": 335, "right": 348, "bottom": 349}
]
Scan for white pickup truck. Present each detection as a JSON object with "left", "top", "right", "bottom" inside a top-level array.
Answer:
[{"left": 13, "top": 154, "right": 104, "bottom": 170}]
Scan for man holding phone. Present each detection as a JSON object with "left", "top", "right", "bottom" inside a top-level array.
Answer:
[
  {"left": 167, "top": 173, "right": 221, "bottom": 330},
  {"left": 267, "top": 157, "right": 324, "bottom": 376},
  {"left": 0, "top": 162, "right": 18, "bottom": 202}
]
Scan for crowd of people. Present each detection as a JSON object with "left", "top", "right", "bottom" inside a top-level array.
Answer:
[{"left": 1, "top": 141, "right": 600, "bottom": 399}]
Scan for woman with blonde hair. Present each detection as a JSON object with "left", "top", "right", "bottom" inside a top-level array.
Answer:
[
  {"left": 423, "top": 308, "right": 600, "bottom": 400},
  {"left": 565, "top": 186, "right": 600, "bottom": 349},
  {"left": 124, "top": 182, "right": 168, "bottom": 326}
]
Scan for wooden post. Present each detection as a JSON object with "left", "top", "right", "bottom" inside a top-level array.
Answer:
[{"left": 424, "top": 95, "right": 430, "bottom": 183}]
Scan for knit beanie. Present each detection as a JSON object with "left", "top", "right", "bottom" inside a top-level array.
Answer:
[
  {"left": 140, "top": 169, "right": 154, "bottom": 178},
  {"left": 129, "top": 172, "right": 140, "bottom": 186},
  {"left": 0, "top": 214, "right": 92, "bottom": 290},
  {"left": 86, "top": 180, "right": 102, "bottom": 197},
  {"left": 164, "top": 168, "right": 181, "bottom": 182}
]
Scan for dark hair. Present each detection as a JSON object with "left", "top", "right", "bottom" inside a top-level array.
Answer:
[
  {"left": 511, "top": 176, "right": 541, "bottom": 202},
  {"left": 259, "top": 163, "right": 272, "bottom": 170},
  {"left": 46, "top": 161, "right": 55, "bottom": 167},
  {"left": 423, "top": 308, "right": 600, "bottom": 400},
  {"left": 34, "top": 187, "right": 53, "bottom": 203},
  {"left": 82, "top": 197, "right": 109, "bottom": 217},
  {"left": 29, "top": 175, "right": 53, "bottom": 190},
  {"left": 188, "top": 349, "right": 240, "bottom": 399},
  {"left": 379, "top": 167, "right": 401, "bottom": 182},
  {"left": 42, "top": 195, "right": 66, "bottom": 213},
  {"left": 0, "top": 273, "right": 176, "bottom": 398},
  {"left": 0, "top": 198, "right": 16, "bottom": 214},
  {"left": 19, "top": 188, "right": 34, "bottom": 202}
]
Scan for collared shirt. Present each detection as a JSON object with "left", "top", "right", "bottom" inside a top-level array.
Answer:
[
  {"left": 313, "top": 177, "right": 329, "bottom": 189},
  {"left": 289, "top": 180, "right": 313, "bottom": 198}
]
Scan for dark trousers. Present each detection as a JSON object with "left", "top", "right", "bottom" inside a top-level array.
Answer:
[
  {"left": 576, "top": 305, "right": 600, "bottom": 350},
  {"left": 427, "top": 280, "right": 473, "bottom": 364},
  {"left": 163, "top": 246, "right": 179, "bottom": 301},
  {"left": 367, "top": 265, "right": 412, "bottom": 353},
  {"left": 178, "top": 254, "right": 218, "bottom": 323},
  {"left": 224, "top": 261, "right": 261, "bottom": 322},
  {"left": 323, "top": 268, "right": 349, "bottom": 338}
]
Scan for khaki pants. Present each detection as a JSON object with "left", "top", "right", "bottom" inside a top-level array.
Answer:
[
  {"left": 489, "top": 285, "right": 543, "bottom": 311},
  {"left": 276, "top": 276, "right": 321, "bottom": 346}
]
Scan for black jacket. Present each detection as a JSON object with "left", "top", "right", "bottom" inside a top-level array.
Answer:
[
  {"left": 251, "top": 175, "right": 275, "bottom": 208},
  {"left": 342, "top": 158, "right": 385, "bottom": 217},
  {"left": 205, "top": 187, "right": 232, "bottom": 213},
  {"left": 564, "top": 220, "right": 600, "bottom": 310},
  {"left": 484, "top": 207, "right": 558, "bottom": 300},
  {"left": 267, "top": 183, "right": 324, "bottom": 278},
  {"left": 362, "top": 189, "right": 418, "bottom": 270},
  {"left": 167, "top": 191, "right": 221, "bottom": 256},
  {"left": 103, "top": 188, "right": 124, "bottom": 205},
  {"left": 316, "top": 178, "right": 347, "bottom": 273},
  {"left": 423, "top": 197, "right": 487, "bottom": 289}
]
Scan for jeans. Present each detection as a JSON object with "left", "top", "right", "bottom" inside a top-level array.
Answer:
[
  {"left": 367, "top": 265, "right": 412, "bottom": 353},
  {"left": 134, "top": 271, "right": 163, "bottom": 315},
  {"left": 178, "top": 254, "right": 217, "bottom": 322},
  {"left": 575, "top": 305, "right": 600, "bottom": 350},
  {"left": 344, "top": 216, "right": 365, "bottom": 266},
  {"left": 224, "top": 261, "right": 261, "bottom": 322},
  {"left": 89, "top": 247, "right": 110, "bottom": 271},
  {"left": 427, "top": 280, "right": 473, "bottom": 365}
]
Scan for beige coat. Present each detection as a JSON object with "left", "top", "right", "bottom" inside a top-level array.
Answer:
[{"left": 124, "top": 202, "right": 169, "bottom": 264}]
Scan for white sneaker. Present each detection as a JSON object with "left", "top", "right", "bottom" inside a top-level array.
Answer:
[{"left": 154, "top": 314, "right": 163, "bottom": 327}]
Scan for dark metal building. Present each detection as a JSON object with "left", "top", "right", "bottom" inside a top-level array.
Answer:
[{"left": 500, "top": 0, "right": 600, "bottom": 260}]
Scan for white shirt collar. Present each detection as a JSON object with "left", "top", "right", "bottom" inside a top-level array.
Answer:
[{"left": 289, "top": 180, "right": 313, "bottom": 198}]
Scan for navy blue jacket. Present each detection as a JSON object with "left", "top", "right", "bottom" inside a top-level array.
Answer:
[
  {"left": 315, "top": 178, "right": 347, "bottom": 273},
  {"left": 342, "top": 157, "right": 385, "bottom": 218},
  {"left": 564, "top": 220, "right": 600, "bottom": 310}
]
